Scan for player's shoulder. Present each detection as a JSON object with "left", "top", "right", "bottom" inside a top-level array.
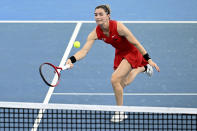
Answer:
[
  {"left": 116, "top": 21, "right": 132, "bottom": 37},
  {"left": 116, "top": 21, "right": 126, "bottom": 35},
  {"left": 116, "top": 21, "right": 125, "bottom": 28}
]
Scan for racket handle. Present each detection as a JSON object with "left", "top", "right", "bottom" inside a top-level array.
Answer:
[{"left": 62, "top": 64, "right": 70, "bottom": 70}]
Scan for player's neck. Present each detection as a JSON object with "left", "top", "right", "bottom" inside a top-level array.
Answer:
[{"left": 100, "top": 21, "right": 109, "bottom": 32}]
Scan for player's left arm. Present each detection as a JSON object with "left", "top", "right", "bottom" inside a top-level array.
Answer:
[{"left": 117, "top": 22, "right": 160, "bottom": 72}]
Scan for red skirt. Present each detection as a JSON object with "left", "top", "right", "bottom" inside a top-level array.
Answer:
[{"left": 113, "top": 49, "right": 148, "bottom": 70}]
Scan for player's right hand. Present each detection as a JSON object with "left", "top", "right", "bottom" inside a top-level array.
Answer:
[{"left": 66, "top": 59, "right": 74, "bottom": 69}]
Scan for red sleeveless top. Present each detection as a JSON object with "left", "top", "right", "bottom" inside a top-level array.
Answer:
[{"left": 96, "top": 20, "right": 148, "bottom": 69}]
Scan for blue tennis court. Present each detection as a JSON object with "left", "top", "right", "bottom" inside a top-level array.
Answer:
[
  {"left": 1, "top": 21, "right": 197, "bottom": 108},
  {"left": 0, "top": 0, "right": 197, "bottom": 108},
  {"left": 0, "top": 1, "right": 197, "bottom": 130}
]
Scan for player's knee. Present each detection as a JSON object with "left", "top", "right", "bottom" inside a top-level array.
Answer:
[{"left": 111, "top": 74, "right": 121, "bottom": 86}]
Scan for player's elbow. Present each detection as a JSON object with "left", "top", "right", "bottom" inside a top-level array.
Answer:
[
  {"left": 132, "top": 42, "right": 139, "bottom": 48},
  {"left": 129, "top": 39, "right": 139, "bottom": 48}
]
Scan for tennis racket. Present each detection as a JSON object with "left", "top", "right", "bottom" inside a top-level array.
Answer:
[{"left": 39, "top": 63, "right": 70, "bottom": 87}]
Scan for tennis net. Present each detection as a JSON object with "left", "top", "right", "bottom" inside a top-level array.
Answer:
[{"left": 0, "top": 102, "right": 197, "bottom": 131}]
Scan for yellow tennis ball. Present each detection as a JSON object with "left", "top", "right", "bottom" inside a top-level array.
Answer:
[{"left": 74, "top": 41, "right": 80, "bottom": 48}]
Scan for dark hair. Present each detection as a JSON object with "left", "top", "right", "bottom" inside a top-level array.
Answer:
[{"left": 95, "top": 5, "right": 111, "bottom": 15}]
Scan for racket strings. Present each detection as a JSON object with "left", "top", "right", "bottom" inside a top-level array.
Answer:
[{"left": 40, "top": 64, "right": 59, "bottom": 86}]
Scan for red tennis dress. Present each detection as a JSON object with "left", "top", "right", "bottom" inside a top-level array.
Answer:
[{"left": 96, "top": 20, "right": 148, "bottom": 70}]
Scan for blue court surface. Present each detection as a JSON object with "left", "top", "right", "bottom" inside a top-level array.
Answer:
[{"left": 0, "top": 0, "right": 197, "bottom": 108}]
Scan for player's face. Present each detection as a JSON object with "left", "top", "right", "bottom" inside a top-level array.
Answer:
[{"left": 94, "top": 8, "right": 109, "bottom": 25}]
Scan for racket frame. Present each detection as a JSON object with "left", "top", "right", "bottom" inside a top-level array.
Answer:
[{"left": 39, "top": 63, "right": 62, "bottom": 87}]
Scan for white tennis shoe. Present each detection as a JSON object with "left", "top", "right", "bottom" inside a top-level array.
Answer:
[
  {"left": 111, "top": 111, "right": 128, "bottom": 122},
  {"left": 145, "top": 64, "right": 153, "bottom": 77}
]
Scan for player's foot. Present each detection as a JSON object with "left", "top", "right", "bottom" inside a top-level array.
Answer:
[
  {"left": 111, "top": 111, "right": 128, "bottom": 122},
  {"left": 144, "top": 64, "right": 153, "bottom": 77}
]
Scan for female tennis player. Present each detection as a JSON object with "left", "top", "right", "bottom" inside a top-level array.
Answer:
[{"left": 66, "top": 5, "right": 160, "bottom": 107}]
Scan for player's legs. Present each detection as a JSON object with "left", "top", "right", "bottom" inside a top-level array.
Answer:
[
  {"left": 111, "top": 59, "right": 132, "bottom": 106},
  {"left": 110, "top": 59, "right": 146, "bottom": 122},
  {"left": 121, "top": 66, "right": 145, "bottom": 88}
]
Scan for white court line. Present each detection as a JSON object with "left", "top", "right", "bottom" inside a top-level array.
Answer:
[
  {"left": 31, "top": 22, "right": 82, "bottom": 131},
  {"left": 53, "top": 93, "right": 197, "bottom": 96},
  {"left": 43, "top": 22, "right": 82, "bottom": 104},
  {"left": 0, "top": 21, "right": 197, "bottom": 23}
]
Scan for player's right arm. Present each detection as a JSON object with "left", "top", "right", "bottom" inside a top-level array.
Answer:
[{"left": 66, "top": 29, "right": 97, "bottom": 68}]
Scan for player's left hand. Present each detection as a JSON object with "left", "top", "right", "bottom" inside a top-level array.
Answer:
[{"left": 148, "top": 59, "right": 160, "bottom": 72}]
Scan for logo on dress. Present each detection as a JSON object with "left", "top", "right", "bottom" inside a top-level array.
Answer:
[{"left": 112, "top": 35, "right": 118, "bottom": 41}]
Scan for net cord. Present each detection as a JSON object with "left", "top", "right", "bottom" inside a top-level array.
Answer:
[{"left": 0, "top": 101, "right": 197, "bottom": 115}]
